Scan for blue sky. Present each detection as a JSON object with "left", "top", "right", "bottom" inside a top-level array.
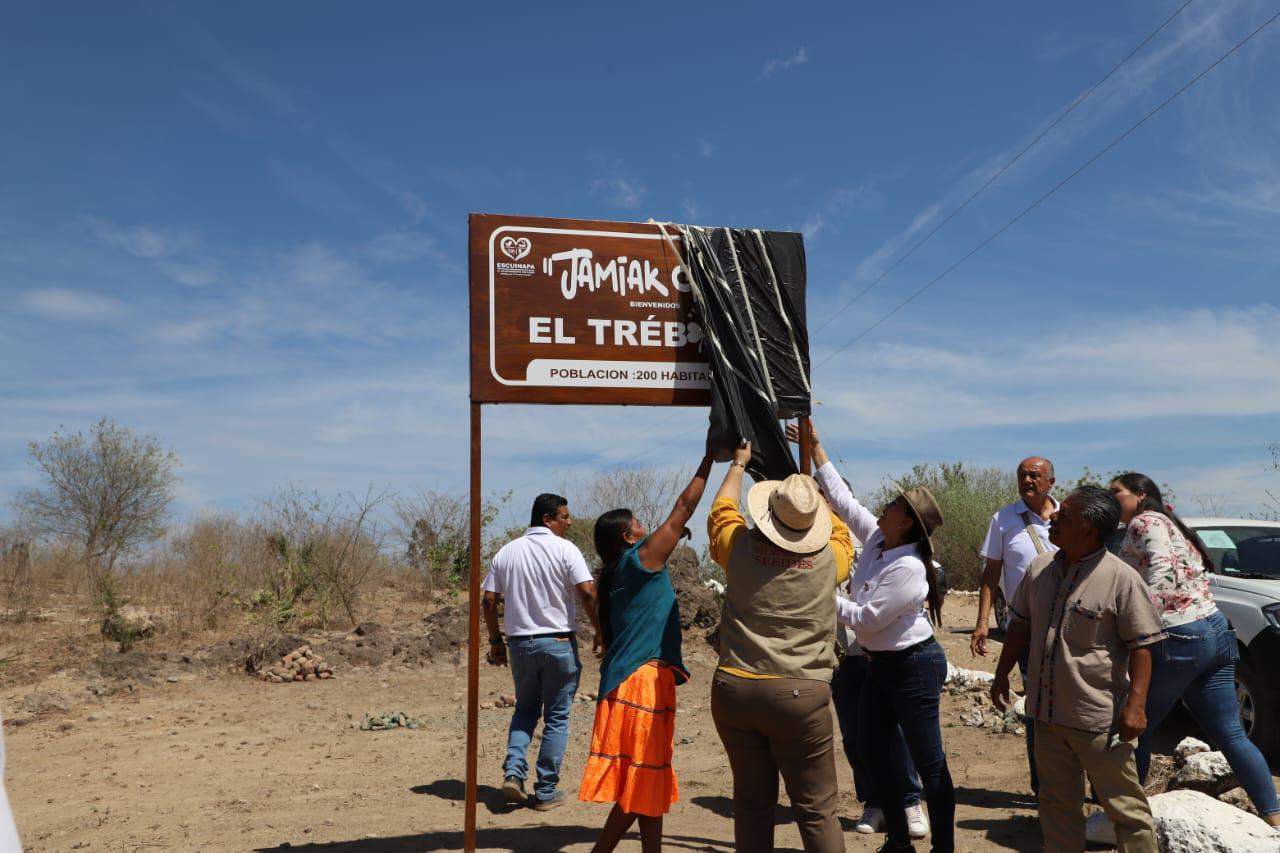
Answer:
[{"left": 2, "top": 1, "right": 1279, "bottom": 540}]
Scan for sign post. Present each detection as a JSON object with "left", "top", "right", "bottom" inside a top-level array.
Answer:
[{"left": 464, "top": 213, "right": 806, "bottom": 850}]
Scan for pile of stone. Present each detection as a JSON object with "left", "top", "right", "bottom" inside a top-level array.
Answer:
[
  {"left": 358, "top": 711, "right": 425, "bottom": 731},
  {"left": 945, "top": 665, "right": 1027, "bottom": 735},
  {"left": 256, "top": 645, "right": 334, "bottom": 683},
  {"left": 479, "top": 694, "right": 517, "bottom": 711},
  {"left": 944, "top": 663, "right": 995, "bottom": 695},
  {"left": 1086, "top": 738, "right": 1280, "bottom": 851},
  {"left": 956, "top": 694, "right": 1024, "bottom": 735}
]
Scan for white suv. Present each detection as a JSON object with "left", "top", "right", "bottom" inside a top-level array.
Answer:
[{"left": 1182, "top": 517, "right": 1280, "bottom": 757}]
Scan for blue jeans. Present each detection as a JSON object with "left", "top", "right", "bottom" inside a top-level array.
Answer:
[
  {"left": 831, "top": 653, "right": 921, "bottom": 809},
  {"left": 504, "top": 636, "right": 582, "bottom": 802},
  {"left": 1138, "top": 610, "right": 1279, "bottom": 817},
  {"left": 861, "top": 639, "right": 956, "bottom": 852},
  {"left": 1018, "top": 646, "right": 1039, "bottom": 795}
]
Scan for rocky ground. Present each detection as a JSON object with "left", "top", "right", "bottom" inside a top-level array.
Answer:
[{"left": 3, "top": 591, "right": 1277, "bottom": 852}]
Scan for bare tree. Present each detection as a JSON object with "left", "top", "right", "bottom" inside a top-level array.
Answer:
[
  {"left": 1193, "top": 494, "right": 1227, "bottom": 516},
  {"left": 574, "top": 466, "right": 691, "bottom": 532},
  {"left": 15, "top": 418, "right": 178, "bottom": 590},
  {"left": 256, "top": 486, "right": 389, "bottom": 628},
  {"left": 1265, "top": 443, "right": 1280, "bottom": 520},
  {"left": 553, "top": 465, "right": 692, "bottom": 571},
  {"left": 391, "top": 489, "right": 509, "bottom": 596}
]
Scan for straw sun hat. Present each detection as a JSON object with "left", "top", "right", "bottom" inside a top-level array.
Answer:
[{"left": 746, "top": 474, "right": 833, "bottom": 554}]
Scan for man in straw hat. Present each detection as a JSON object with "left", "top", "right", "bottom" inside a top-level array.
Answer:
[{"left": 706, "top": 439, "right": 854, "bottom": 853}]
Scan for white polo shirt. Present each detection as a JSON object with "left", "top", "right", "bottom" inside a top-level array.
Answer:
[
  {"left": 980, "top": 498, "right": 1058, "bottom": 619},
  {"left": 482, "top": 527, "right": 593, "bottom": 637}
]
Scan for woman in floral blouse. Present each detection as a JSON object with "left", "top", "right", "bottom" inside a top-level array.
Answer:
[{"left": 1111, "top": 473, "right": 1279, "bottom": 826}]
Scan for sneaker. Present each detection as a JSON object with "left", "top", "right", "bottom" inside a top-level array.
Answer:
[
  {"left": 874, "top": 844, "right": 916, "bottom": 853},
  {"left": 496, "top": 773, "right": 522, "bottom": 799},
  {"left": 529, "top": 790, "right": 568, "bottom": 811},
  {"left": 501, "top": 776, "right": 526, "bottom": 804},
  {"left": 855, "top": 806, "right": 886, "bottom": 834},
  {"left": 905, "top": 802, "right": 929, "bottom": 839}
]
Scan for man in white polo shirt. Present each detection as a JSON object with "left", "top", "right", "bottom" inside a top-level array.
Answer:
[
  {"left": 970, "top": 456, "right": 1057, "bottom": 797},
  {"left": 482, "top": 493, "right": 601, "bottom": 811}
]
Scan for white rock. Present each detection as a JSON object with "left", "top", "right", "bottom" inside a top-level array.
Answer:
[
  {"left": 1174, "top": 737, "right": 1212, "bottom": 762},
  {"left": 1150, "top": 789, "right": 1280, "bottom": 852},
  {"left": 1170, "top": 751, "right": 1237, "bottom": 797},
  {"left": 944, "top": 664, "right": 994, "bottom": 687},
  {"left": 1013, "top": 696, "right": 1027, "bottom": 718}
]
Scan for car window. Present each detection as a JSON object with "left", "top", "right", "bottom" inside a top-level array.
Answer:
[{"left": 1191, "top": 526, "right": 1280, "bottom": 578}]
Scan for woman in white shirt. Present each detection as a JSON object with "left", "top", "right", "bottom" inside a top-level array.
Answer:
[{"left": 796, "top": 421, "right": 952, "bottom": 853}]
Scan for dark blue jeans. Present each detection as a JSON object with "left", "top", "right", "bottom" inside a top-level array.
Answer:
[
  {"left": 1017, "top": 646, "right": 1039, "bottom": 796},
  {"left": 861, "top": 639, "right": 955, "bottom": 852},
  {"left": 831, "top": 652, "right": 921, "bottom": 808},
  {"left": 504, "top": 636, "right": 582, "bottom": 802},
  {"left": 1138, "top": 610, "right": 1279, "bottom": 817}
]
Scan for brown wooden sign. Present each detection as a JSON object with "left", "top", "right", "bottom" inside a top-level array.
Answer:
[{"left": 469, "top": 213, "right": 712, "bottom": 406}]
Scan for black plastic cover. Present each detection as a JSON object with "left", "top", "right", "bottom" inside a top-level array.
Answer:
[{"left": 672, "top": 225, "right": 811, "bottom": 482}]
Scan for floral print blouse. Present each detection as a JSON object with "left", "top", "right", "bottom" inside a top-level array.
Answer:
[{"left": 1119, "top": 510, "right": 1216, "bottom": 628}]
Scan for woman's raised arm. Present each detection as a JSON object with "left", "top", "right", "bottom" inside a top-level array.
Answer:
[{"left": 638, "top": 433, "right": 717, "bottom": 570}]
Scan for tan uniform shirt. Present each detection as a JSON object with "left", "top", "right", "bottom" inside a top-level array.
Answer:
[{"left": 1009, "top": 548, "right": 1166, "bottom": 733}]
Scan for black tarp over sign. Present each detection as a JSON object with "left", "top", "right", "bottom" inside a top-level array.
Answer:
[{"left": 657, "top": 223, "right": 811, "bottom": 482}]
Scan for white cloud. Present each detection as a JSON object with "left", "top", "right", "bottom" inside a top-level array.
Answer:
[
  {"left": 803, "top": 305, "right": 1280, "bottom": 517},
  {"left": 398, "top": 190, "right": 428, "bottom": 221},
  {"left": 88, "top": 217, "right": 221, "bottom": 287},
  {"left": 835, "top": 4, "right": 1243, "bottom": 307},
  {"left": 801, "top": 214, "right": 825, "bottom": 241},
  {"left": 815, "top": 305, "right": 1280, "bottom": 434},
  {"left": 89, "top": 219, "right": 196, "bottom": 260},
  {"left": 149, "top": 317, "right": 225, "bottom": 345},
  {"left": 156, "top": 261, "right": 219, "bottom": 288},
  {"left": 19, "top": 288, "right": 124, "bottom": 321},
  {"left": 700, "top": 139, "right": 713, "bottom": 158},
  {"left": 364, "top": 230, "right": 445, "bottom": 264},
  {"left": 760, "top": 47, "right": 808, "bottom": 79},
  {"left": 853, "top": 201, "right": 943, "bottom": 282},
  {"left": 590, "top": 175, "right": 646, "bottom": 209}
]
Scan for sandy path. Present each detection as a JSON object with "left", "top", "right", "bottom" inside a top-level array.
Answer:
[{"left": 5, "top": 597, "right": 1266, "bottom": 852}]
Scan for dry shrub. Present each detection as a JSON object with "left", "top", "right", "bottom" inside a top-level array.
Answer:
[
  {"left": 0, "top": 537, "right": 34, "bottom": 621},
  {"left": 390, "top": 490, "right": 516, "bottom": 600},
  {"left": 251, "top": 487, "right": 390, "bottom": 629},
  {"left": 109, "top": 488, "right": 393, "bottom": 643},
  {"left": 117, "top": 513, "right": 264, "bottom": 641},
  {"left": 874, "top": 462, "right": 1015, "bottom": 591}
]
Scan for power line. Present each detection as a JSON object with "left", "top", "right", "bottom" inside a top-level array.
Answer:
[
  {"left": 814, "top": 0, "right": 1197, "bottom": 335},
  {"left": 817, "top": 7, "right": 1280, "bottom": 369},
  {"left": 502, "top": 5, "right": 1273, "bottom": 479}
]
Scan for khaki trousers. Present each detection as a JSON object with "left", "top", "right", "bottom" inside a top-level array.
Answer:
[
  {"left": 710, "top": 672, "right": 844, "bottom": 853},
  {"left": 1034, "top": 720, "right": 1157, "bottom": 853}
]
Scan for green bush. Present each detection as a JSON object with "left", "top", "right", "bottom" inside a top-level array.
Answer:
[{"left": 872, "top": 463, "right": 1015, "bottom": 591}]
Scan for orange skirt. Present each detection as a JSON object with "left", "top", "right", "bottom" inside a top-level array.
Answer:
[{"left": 578, "top": 661, "right": 679, "bottom": 816}]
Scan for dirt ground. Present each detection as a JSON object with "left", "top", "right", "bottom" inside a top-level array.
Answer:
[{"left": 4, "top": 595, "right": 1275, "bottom": 852}]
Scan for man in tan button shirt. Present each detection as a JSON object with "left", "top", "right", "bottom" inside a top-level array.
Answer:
[{"left": 992, "top": 486, "right": 1166, "bottom": 853}]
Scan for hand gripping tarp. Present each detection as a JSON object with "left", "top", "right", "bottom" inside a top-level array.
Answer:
[{"left": 655, "top": 222, "right": 811, "bottom": 482}]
